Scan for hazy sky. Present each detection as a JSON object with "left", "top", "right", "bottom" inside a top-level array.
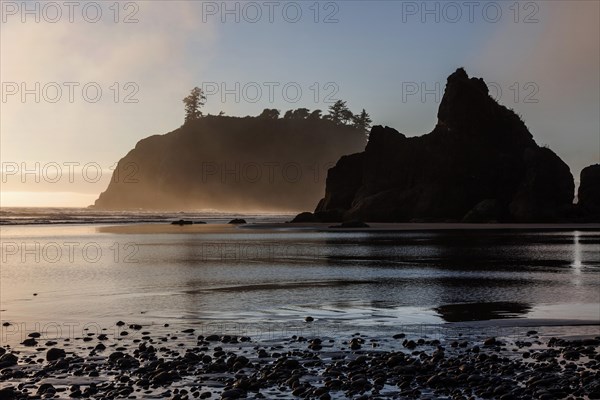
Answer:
[{"left": 1, "top": 0, "right": 599, "bottom": 207}]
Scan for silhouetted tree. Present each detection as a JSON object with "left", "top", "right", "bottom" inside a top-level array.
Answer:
[
  {"left": 283, "top": 108, "right": 311, "bottom": 119},
  {"left": 293, "top": 108, "right": 310, "bottom": 119},
  {"left": 183, "top": 87, "right": 206, "bottom": 123},
  {"left": 352, "top": 109, "right": 372, "bottom": 134},
  {"left": 259, "top": 109, "right": 280, "bottom": 119},
  {"left": 219, "top": 111, "right": 225, "bottom": 116},
  {"left": 328, "top": 100, "right": 353, "bottom": 125},
  {"left": 308, "top": 109, "right": 322, "bottom": 120},
  {"left": 341, "top": 109, "right": 354, "bottom": 125}
]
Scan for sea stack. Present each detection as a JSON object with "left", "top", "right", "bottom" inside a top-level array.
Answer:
[
  {"left": 312, "top": 68, "right": 575, "bottom": 223},
  {"left": 578, "top": 164, "right": 600, "bottom": 220}
]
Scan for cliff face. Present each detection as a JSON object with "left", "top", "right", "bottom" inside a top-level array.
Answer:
[
  {"left": 93, "top": 116, "right": 366, "bottom": 211},
  {"left": 315, "top": 69, "right": 575, "bottom": 222}
]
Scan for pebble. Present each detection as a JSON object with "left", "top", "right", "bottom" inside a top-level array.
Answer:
[{"left": 1, "top": 330, "right": 598, "bottom": 400}]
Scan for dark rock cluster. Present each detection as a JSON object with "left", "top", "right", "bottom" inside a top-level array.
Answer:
[
  {"left": 309, "top": 69, "right": 594, "bottom": 223},
  {"left": 0, "top": 326, "right": 599, "bottom": 399}
]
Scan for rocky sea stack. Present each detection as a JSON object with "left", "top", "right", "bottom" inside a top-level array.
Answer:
[
  {"left": 93, "top": 116, "right": 365, "bottom": 211},
  {"left": 311, "top": 68, "right": 579, "bottom": 223},
  {"left": 578, "top": 164, "right": 600, "bottom": 221}
]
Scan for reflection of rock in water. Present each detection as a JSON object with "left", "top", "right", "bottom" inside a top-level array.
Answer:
[{"left": 434, "top": 302, "right": 531, "bottom": 322}]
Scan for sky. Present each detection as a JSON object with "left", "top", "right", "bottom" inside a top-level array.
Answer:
[{"left": 1, "top": 0, "right": 599, "bottom": 207}]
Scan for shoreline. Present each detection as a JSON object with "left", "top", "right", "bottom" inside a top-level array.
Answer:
[
  {"left": 90, "top": 222, "right": 600, "bottom": 235},
  {"left": 1, "top": 218, "right": 599, "bottom": 230},
  {"left": 243, "top": 222, "right": 600, "bottom": 232}
]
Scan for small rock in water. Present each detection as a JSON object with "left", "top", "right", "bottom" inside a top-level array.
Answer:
[
  {"left": 329, "top": 220, "right": 370, "bottom": 228},
  {"left": 228, "top": 219, "right": 247, "bottom": 224},
  {"left": 484, "top": 337, "right": 496, "bottom": 346},
  {"left": 116, "top": 321, "right": 125, "bottom": 326},
  {"left": 341, "top": 220, "right": 370, "bottom": 228},
  {"left": 403, "top": 340, "right": 417, "bottom": 349},
  {"left": 350, "top": 337, "right": 363, "bottom": 350},
  {"left": 172, "top": 219, "right": 193, "bottom": 225},
  {"left": 304, "top": 316, "right": 314, "bottom": 322},
  {"left": 290, "top": 212, "right": 318, "bottom": 223}
]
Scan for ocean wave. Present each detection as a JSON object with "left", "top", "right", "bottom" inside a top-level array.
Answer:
[{"left": 0, "top": 207, "right": 294, "bottom": 226}]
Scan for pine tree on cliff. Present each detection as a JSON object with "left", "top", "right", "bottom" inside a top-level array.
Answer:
[
  {"left": 328, "top": 100, "right": 353, "bottom": 125},
  {"left": 183, "top": 87, "right": 206, "bottom": 123},
  {"left": 352, "top": 109, "right": 372, "bottom": 135}
]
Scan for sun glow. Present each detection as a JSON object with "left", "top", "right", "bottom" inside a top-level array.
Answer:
[{"left": 0, "top": 191, "right": 96, "bottom": 208}]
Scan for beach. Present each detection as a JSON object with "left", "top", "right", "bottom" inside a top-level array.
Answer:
[
  {"left": 1, "top": 319, "right": 599, "bottom": 399},
  {"left": 1, "top": 219, "right": 599, "bottom": 398}
]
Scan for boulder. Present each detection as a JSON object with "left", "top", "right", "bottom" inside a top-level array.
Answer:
[
  {"left": 290, "top": 212, "right": 318, "bottom": 223},
  {"left": 46, "top": 348, "right": 66, "bottom": 362}
]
